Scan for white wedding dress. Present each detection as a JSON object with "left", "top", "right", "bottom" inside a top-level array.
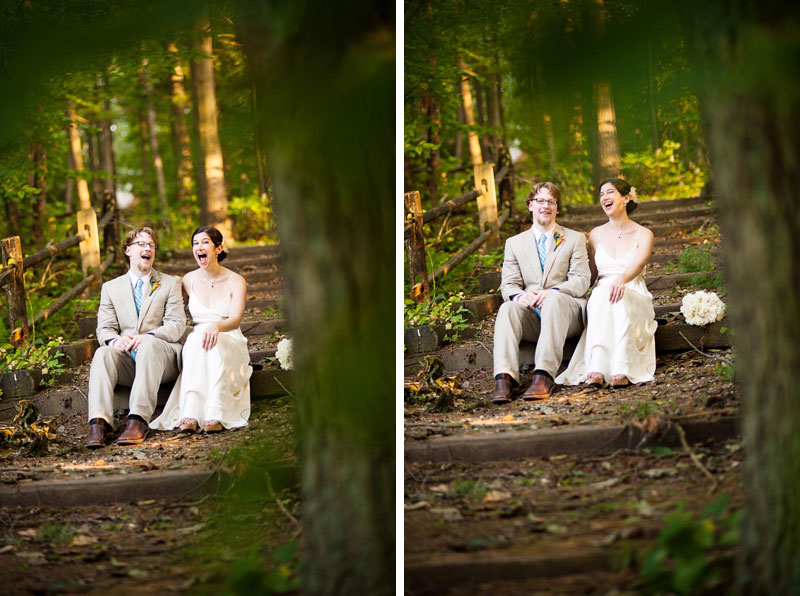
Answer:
[
  {"left": 556, "top": 231, "right": 657, "bottom": 385},
  {"left": 150, "top": 285, "right": 252, "bottom": 430}
]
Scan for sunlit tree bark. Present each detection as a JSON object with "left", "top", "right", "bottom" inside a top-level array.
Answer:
[
  {"left": 66, "top": 100, "right": 92, "bottom": 211},
  {"left": 192, "top": 12, "right": 231, "bottom": 240},
  {"left": 142, "top": 56, "right": 168, "bottom": 213},
  {"left": 167, "top": 41, "right": 193, "bottom": 204},
  {"left": 458, "top": 57, "right": 484, "bottom": 167}
]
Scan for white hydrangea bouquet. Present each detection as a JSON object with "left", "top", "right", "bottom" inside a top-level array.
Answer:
[
  {"left": 680, "top": 291, "right": 726, "bottom": 326},
  {"left": 276, "top": 338, "right": 294, "bottom": 370}
]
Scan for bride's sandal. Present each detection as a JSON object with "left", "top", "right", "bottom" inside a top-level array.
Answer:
[
  {"left": 609, "top": 375, "right": 630, "bottom": 387},
  {"left": 179, "top": 418, "right": 199, "bottom": 433},
  {"left": 204, "top": 420, "right": 223, "bottom": 433},
  {"left": 586, "top": 372, "right": 605, "bottom": 386}
]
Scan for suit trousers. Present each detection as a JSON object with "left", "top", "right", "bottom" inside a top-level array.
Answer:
[
  {"left": 493, "top": 292, "right": 584, "bottom": 381},
  {"left": 87, "top": 336, "right": 180, "bottom": 424}
]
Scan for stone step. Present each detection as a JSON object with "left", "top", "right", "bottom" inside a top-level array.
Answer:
[
  {"left": 160, "top": 253, "right": 280, "bottom": 276},
  {"left": 560, "top": 206, "right": 715, "bottom": 229},
  {"left": 0, "top": 462, "right": 297, "bottom": 507},
  {"left": 165, "top": 243, "right": 280, "bottom": 261},
  {"left": 405, "top": 549, "right": 618, "bottom": 595},
  {"left": 404, "top": 415, "right": 740, "bottom": 463},
  {"left": 0, "top": 368, "right": 293, "bottom": 420},
  {"left": 404, "top": 319, "right": 730, "bottom": 369},
  {"left": 560, "top": 196, "right": 707, "bottom": 217}
]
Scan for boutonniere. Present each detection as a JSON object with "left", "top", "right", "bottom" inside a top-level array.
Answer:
[
  {"left": 150, "top": 279, "right": 160, "bottom": 292},
  {"left": 554, "top": 232, "right": 564, "bottom": 249}
]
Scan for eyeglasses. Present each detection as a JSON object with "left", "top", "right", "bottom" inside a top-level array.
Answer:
[
  {"left": 130, "top": 241, "right": 156, "bottom": 250},
  {"left": 533, "top": 198, "right": 557, "bottom": 206}
]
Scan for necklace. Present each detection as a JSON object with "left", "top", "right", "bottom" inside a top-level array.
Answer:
[
  {"left": 610, "top": 222, "right": 632, "bottom": 239},
  {"left": 202, "top": 271, "right": 226, "bottom": 288}
]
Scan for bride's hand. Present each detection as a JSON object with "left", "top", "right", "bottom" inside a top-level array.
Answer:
[
  {"left": 608, "top": 275, "right": 626, "bottom": 304},
  {"left": 202, "top": 323, "right": 220, "bottom": 350}
]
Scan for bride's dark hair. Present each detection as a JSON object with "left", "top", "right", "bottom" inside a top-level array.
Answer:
[
  {"left": 599, "top": 178, "right": 638, "bottom": 214},
  {"left": 192, "top": 225, "right": 228, "bottom": 262}
]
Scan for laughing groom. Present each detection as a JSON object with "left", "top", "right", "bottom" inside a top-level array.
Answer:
[
  {"left": 491, "top": 182, "right": 590, "bottom": 403},
  {"left": 85, "top": 227, "right": 186, "bottom": 448}
]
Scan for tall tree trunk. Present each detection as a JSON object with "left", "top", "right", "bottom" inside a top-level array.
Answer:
[
  {"left": 458, "top": 57, "right": 484, "bottom": 166},
  {"left": 454, "top": 102, "right": 464, "bottom": 162},
  {"left": 542, "top": 112, "right": 558, "bottom": 176},
  {"left": 97, "top": 74, "right": 118, "bottom": 250},
  {"left": 595, "top": 81, "right": 621, "bottom": 179},
  {"left": 486, "top": 71, "right": 502, "bottom": 165},
  {"left": 137, "top": 109, "right": 152, "bottom": 213},
  {"left": 192, "top": 13, "right": 231, "bottom": 239},
  {"left": 28, "top": 142, "right": 47, "bottom": 248},
  {"left": 681, "top": 1, "right": 800, "bottom": 593},
  {"left": 142, "top": 57, "right": 169, "bottom": 213},
  {"left": 189, "top": 59, "right": 208, "bottom": 211},
  {"left": 167, "top": 41, "right": 194, "bottom": 204},
  {"left": 86, "top": 120, "right": 103, "bottom": 205},
  {"left": 250, "top": 83, "right": 270, "bottom": 199},
  {"left": 424, "top": 90, "right": 440, "bottom": 199},
  {"left": 65, "top": 149, "right": 75, "bottom": 215},
  {"left": 66, "top": 101, "right": 92, "bottom": 211},
  {"left": 234, "top": 1, "right": 394, "bottom": 593},
  {"left": 647, "top": 39, "right": 660, "bottom": 152}
]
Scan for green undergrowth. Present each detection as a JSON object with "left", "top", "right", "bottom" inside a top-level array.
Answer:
[
  {"left": 627, "top": 495, "right": 740, "bottom": 595},
  {"left": 404, "top": 292, "right": 470, "bottom": 341}
]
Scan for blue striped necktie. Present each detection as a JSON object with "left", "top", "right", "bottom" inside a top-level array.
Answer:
[
  {"left": 134, "top": 278, "right": 144, "bottom": 315},
  {"left": 534, "top": 234, "right": 547, "bottom": 316}
]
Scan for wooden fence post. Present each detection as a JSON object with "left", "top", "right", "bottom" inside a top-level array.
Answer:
[
  {"left": 77, "top": 209, "right": 102, "bottom": 287},
  {"left": 474, "top": 164, "right": 500, "bottom": 247},
  {"left": 404, "top": 191, "right": 430, "bottom": 303},
  {"left": 1, "top": 236, "right": 29, "bottom": 346}
]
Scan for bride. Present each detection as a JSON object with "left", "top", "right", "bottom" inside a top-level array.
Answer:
[
  {"left": 150, "top": 226, "right": 252, "bottom": 433},
  {"left": 556, "top": 178, "right": 657, "bottom": 387}
]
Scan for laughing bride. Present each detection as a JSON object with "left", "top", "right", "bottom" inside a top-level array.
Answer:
[{"left": 150, "top": 225, "right": 252, "bottom": 433}]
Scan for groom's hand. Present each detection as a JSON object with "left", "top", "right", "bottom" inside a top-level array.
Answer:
[
  {"left": 516, "top": 290, "right": 539, "bottom": 308},
  {"left": 113, "top": 334, "right": 136, "bottom": 351},
  {"left": 531, "top": 289, "right": 557, "bottom": 309}
]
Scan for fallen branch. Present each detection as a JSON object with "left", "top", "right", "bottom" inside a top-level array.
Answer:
[
  {"left": 678, "top": 331, "right": 734, "bottom": 367},
  {"left": 674, "top": 422, "right": 718, "bottom": 495}
]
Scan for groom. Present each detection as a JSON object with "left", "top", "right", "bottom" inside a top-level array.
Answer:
[
  {"left": 85, "top": 227, "right": 186, "bottom": 448},
  {"left": 491, "top": 182, "right": 590, "bottom": 404}
]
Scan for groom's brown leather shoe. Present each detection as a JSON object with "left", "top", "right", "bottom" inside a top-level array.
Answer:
[
  {"left": 523, "top": 373, "right": 554, "bottom": 400},
  {"left": 116, "top": 417, "right": 150, "bottom": 445},
  {"left": 85, "top": 418, "right": 111, "bottom": 449},
  {"left": 491, "top": 373, "right": 515, "bottom": 405}
]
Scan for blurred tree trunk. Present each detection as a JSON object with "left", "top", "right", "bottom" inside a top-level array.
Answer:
[
  {"left": 85, "top": 117, "right": 103, "bottom": 205},
  {"left": 458, "top": 57, "right": 484, "bottom": 166},
  {"left": 234, "top": 1, "right": 394, "bottom": 593},
  {"left": 681, "top": 1, "right": 800, "bottom": 594},
  {"left": 189, "top": 59, "right": 208, "bottom": 211},
  {"left": 28, "top": 141, "right": 47, "bottom": 248},
  {"left": 424, "top": 89, "right": 440, "bottom": 199},
  {"left": 66, "top": 101, "right": 92, "bottom": 211},
  {"left": 65, "top": 149, "right": 75, "bottom": 215},
  {"left": 97, "top": 73, "right": 118, "bottom": 247},
  {"left": 137, "top": 108, "right": 152, "bottom": 213},
  {"left": 595, "top": 81, "right": 620, "bottom": 178},
  {"left": 2, "top": 191, "right": 21, "bottom": 237},
  {"left": 250, "top": 83, "right": 270, "bottom": 199},
  {"left": 454, "top": 102, "right": 464, "bottom": 162},
  {"left": 192, "top": 13, "right": 231, "bottom": 239},
  {"left": 142, "top": 56, "right": 169, "bottom": 213},
  {"left": 167, "top": 41, "right": 194, "bottom": 204},
  {"left": 647, "top": 39, "right": 660, "bottom": 152}
]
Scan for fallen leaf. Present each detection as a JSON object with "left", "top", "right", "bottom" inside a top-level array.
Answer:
[
  {"left": 0, "top": 545, "right": 15, "bottom": 554},
  {"left": 589, "top": 477, "right": 620, "bottom": 490},
  {"left": 92, "top": 459, "right": 106, "bottom": 467},
  {"left": 15, "top": 551, "right": 47, "bottom": 565},
  {"left": 644, "top": 467, "right": 677, "bottom": 479},
  {"left": 501, "top": 414, "right": 514, "bottom": 422},
  {"left": 136, "top": 499, "right": 155, "bottom": 506},
  {"left": 430, "top": 507, "right": 463, "bottom": 522},
  {"left": 177, "top": 523, "right": 206, "bottom": 535},
  {"left": 70, "top": 534, "right": 97, "bottom": 547},
  {"left": 429, "top": 483, "right": 450, "bottom": 493},
  {"left": 404, "top": 501, "right": 430, "bottom": 511},
  {"left": 17, "top": 529, "right": 38, "bottom": 538},
  {"left": 482, "top": 490, "right": 512, "bottom": 503}
]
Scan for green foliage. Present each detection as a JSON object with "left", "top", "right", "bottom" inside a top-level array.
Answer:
[
  {"left": 404, "top": 292, "right": 470, "bottom": 341},
  {"left": 224, "top": 541, "right": 302, "bottom": 596},
  {"left": 714, "top": 361, "right": 735, "bottom": 383},
  {"left": 620, "top": 140, "right": 708, "bottom": 200},
  {"left": 677, "top": 245, "right": 714, "bottom": 273},
  {"left": 37, "top": 523, "right": 76, "bottom": 545},
  {"left": 450, "top": 478, "right": 488, "bottom": 500},
  {"left": 634, "top": 496, "right": 740, "bottom": 595},
  {"left": 689, "top": 272, "right": 725, "bottom": 292},
  {"left": 0, "top": 338, "right": 67, "bottom": 386},
  {"left": 229, "top": 191, "right": 277, "bottom": 244}
]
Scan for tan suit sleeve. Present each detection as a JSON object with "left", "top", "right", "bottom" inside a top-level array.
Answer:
[
  {"left": 500, "top": 237, "right": 526, "bottom": 302},
  {"left": 95, "top": 281, "right": 121, "bottom": 346}
]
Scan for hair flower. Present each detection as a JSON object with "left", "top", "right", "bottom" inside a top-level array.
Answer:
[{"left": 629, "top": 186, "right": 639, "bottom": 203}]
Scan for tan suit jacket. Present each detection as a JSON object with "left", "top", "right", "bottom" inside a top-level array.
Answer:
[
  {"left": 96, "top": 270, "right": 185, "bottom": 356},
  {"left": 500, "top": 224, "right": 590, "bottom": 307}
]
